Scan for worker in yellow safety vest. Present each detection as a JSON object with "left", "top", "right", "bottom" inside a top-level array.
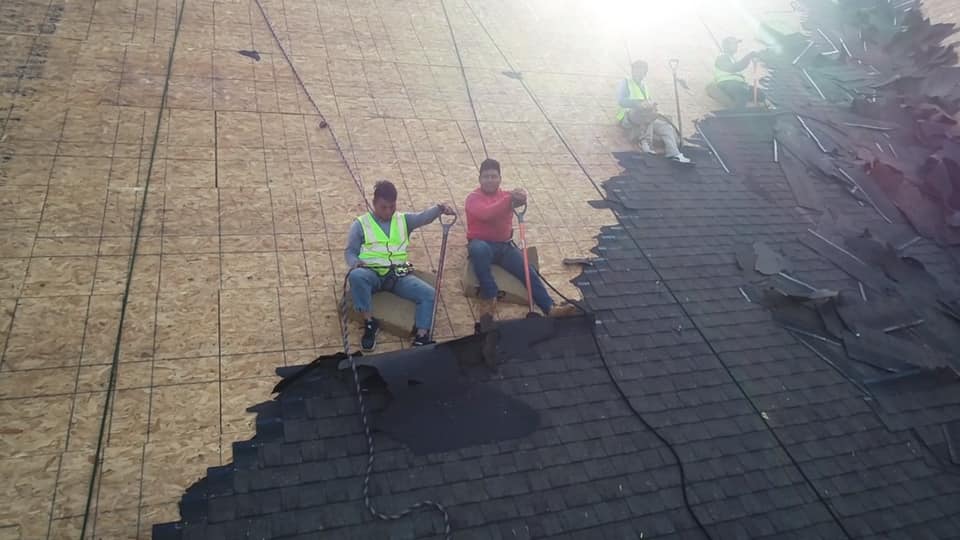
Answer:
[
  {"left": 616, "top": 60, "right": 690, "bottom": 163},
  {"left": 713, "top": 36, "right": 766, "bottom": 108},
  {"left": 344, "top": 180, "right": 456, "bottom": 351}
]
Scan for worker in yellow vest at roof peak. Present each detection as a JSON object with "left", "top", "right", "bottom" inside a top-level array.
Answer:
[
  {"left": 344, "top": 180, "right": 456, "bottom": 351},
  {"left": 616, "top": 60, "right": 691, "bottom": 163},
  {"left": 713, "top": 36, "right": 766, "bottom": 108}
]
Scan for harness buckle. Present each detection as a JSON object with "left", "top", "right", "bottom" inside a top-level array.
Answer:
[{"left": 392, "top": 263, "right": 412, "bottom": 277}]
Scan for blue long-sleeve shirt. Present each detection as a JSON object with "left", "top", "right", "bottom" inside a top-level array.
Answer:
[{"left": 344, "top": 205, "right": 443, "bottom": 267}]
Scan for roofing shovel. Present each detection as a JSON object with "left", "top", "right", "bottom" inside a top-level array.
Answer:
[
  {"left": 513, "top": 203, "right": 538, "bottom": 318},
  {"left": 753, "top": 59, "right": 759, "bottom": 106},
  {"left": 427, "top": 212, "right": 457, "bottom": 342},
  {"left": 669, "top": 58, "right": 683, "bottom": 145}
]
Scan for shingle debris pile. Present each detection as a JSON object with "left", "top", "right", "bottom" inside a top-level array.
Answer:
[
  {"left": 736, "top": 230, "right": 960, "bottom": 468},
  {"left": 702, "top": 0, "right": 960, "bottom": 245},
  {"left": 598, "top": 142, "right": 960, "bottom": 537},
  {"left": 689, "top": 0, "right": 960, "bottom": 477}
]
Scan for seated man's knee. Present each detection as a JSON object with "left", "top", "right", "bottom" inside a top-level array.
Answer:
[
  {"left": 348, "top": 267, "right": 374, "bottom": 288},
  {"left": 468, "top": 240, "right": 493, "bottom": 261},
  {"left": 707, "top": 83, "right": 728, "bottom": 104},
  {"left": 652, "top": 119, "right": 674, "bottom": 137},
  {"left": 414, "top": 280, "right": 436, "bottom": 303}
]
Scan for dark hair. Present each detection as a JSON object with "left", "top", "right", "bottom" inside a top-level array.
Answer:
[
  {"left": 373, "top": 180, "right": 398, "bottom": 202},
  {"left": 479, "top": 158, "right": 501, "bottom": 175}
]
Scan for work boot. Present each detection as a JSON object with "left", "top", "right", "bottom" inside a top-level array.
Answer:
[
  {"left": 361, "top": 319, "right": 378, "bottom": 352},
  {"left": 547, "top": 303, "right": 579, "bottom": 318},
  {"left": 668, "top": 153, "right": 692, "bottom": 164},
  {"left": 477, "top": 312, "right": 498, "bottom": 369},
  {"left": 412, "top": 333, "right": 434, "bottom": 347},
  {"left": 476, "top": 297, "right": 497, "bottom": 320},
  {"left": 468, "top": 298, "right": 497, "bottom": 365}
]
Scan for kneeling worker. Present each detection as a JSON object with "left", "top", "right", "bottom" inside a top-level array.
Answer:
[
  {"left": 465, "top": 158, "right": 578, "bottom": 321},
  {"left": 713, "top": 36, "right": 766, "bottom": 108},
  {"left": 616, "top": 60, "right": 691, "bottom": 163},
  {"left": 345, "top": 180, "right": 456, "bottom": 351}
]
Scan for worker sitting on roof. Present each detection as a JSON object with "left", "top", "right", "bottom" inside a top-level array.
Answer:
[
  {"left": 465, "top": 158, "right": 579, "bottom": 322},
  {"left": 708, "top": 36, "right": 766, "bottom": 109},
  {"left": 345, "top": 180, "right": 456, "bottom": 351},
  {"left": 616, "top": 60, "right": 691, "bottom": 164}
]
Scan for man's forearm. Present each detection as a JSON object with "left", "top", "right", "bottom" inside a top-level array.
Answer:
[
  {"left": 344, "top": 221, "right": 363, "bottom": 267},
  {"left": 405, "top": 205, "right": 442, "bottom": 231},
  {"left": 723, "top": 55, "right": 753, "bottom": 72}
]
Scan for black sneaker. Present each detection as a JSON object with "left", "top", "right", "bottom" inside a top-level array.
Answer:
[
  {"left": 361, "top": 319, "right": 378, "bottom": 351},
  {"left": 412, "top": 333, "right": 433, "bottom": 347}
]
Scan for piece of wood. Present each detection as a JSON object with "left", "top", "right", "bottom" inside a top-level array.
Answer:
[
  {"left": 461, "top": 246, "right": 539, "bottom": 306},
  {"left": 347, "top": 270, "right": 436, "bottom": 338}
]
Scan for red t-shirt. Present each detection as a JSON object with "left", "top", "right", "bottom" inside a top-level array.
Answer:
[{"left": 465, "top": 187, "right": 514, "bottom": 242}]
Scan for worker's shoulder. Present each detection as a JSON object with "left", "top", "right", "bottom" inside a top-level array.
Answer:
[{"left": 464, "top": 188, "right": 485, "bottom": 203}]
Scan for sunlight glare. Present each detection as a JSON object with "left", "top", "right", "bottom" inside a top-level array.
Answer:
[{"left": 586, "top": 0, "right": 706, "bottom": 37}]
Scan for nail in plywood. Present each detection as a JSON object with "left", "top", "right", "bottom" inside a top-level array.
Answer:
[
  {"left": 94, "top": 445, "right": 145, "bottom": 512},
  {"left": 219, "top": 288, "right": 283, "bottom": 355},
  {"left": 0, "top": 396, "right": 73, "bottom": 457},
  {"left": 3, "top": 296, "right": 88, "bottom": 370},
  {"left": 149, "top": 383, "right": 221, "bottom": 440},
  {"left": 140, "top": 438, "right": 222, "bottom": 507},
  {"left": 220, "top": 252, "right": 280, "bottom": 289},
  {"left": 154, "top": 290, "right": 219, "bottom": 359},
  {"left": 278, "top": 286, "right": 315, "bottom": 350},
  {"left": 0, "top": 367, "right": 78, "bottom": 398}
]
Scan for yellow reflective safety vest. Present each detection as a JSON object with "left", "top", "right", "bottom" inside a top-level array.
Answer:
[
  {"left": 616, "top": 78, "right": 650, "bottom": 122},
  {"left": 356, "top": 212, "right": 409, "bottom": 276},
  {"left": 714, "top": 55, "right": 747, "bottom": 84}
]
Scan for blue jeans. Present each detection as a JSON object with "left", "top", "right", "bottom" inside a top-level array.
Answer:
[
  {"left": 467, "top": 239, "right": 553, "bottom": 314},
  {"left": 348, "top": 268, "right": 435, "bottom": 332}
]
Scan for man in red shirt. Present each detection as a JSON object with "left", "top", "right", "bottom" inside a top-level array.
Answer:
[{"left": 465, "top": 158, "right": 578, "bottom": 320}]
